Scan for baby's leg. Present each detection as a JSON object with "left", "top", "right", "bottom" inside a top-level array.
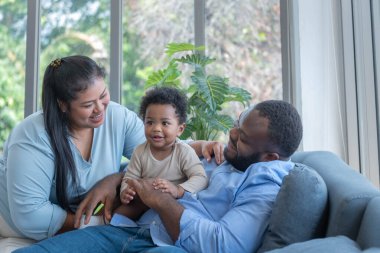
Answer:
[{"left": 113, "top": 197, "right": 149, "bottom": 220}]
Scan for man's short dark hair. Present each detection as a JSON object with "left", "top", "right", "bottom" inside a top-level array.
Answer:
[
  {"left": 255, "top": 100, "right": 303, "bottom": 157},
  {"left": 139, "top": 86, "right": 188, "bottom": 124}
]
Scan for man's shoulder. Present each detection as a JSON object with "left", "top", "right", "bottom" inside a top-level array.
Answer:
[
  {"left": 246, "top": 160, "right": 294, "bottom": 184},
  {"left": 175, "top": 140, "right": 193, "bottom": 150},
  {"left": 203, "top": 159, "right": 231, "bottom": 177}
]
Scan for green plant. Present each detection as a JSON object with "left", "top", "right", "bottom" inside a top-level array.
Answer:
[{"left": 145, "top": 43, "right": 251, "bottom": 141}]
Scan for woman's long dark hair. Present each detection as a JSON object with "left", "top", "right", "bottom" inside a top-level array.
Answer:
[{"left": 42, "top": 55, "right": 105, "bottom": 211}]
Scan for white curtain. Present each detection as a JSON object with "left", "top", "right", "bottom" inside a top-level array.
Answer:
[{"left": 291, "top": 0, "right": 380, "bottom": 187}]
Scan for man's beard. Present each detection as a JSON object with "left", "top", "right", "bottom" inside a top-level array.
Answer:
[{"left": 224, "top": 148, "right": 261, "bottom": 172}]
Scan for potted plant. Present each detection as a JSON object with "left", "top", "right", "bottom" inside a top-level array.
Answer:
[{"left": 145, "top": 42, "right": 251, "bottom": 141}]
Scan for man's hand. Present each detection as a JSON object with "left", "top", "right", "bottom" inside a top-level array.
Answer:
[
  {"left": 127, "top": 178, "right": 168, "bottom": 207},
  {"left": 74, "top": 172, "right": 123, "bottom": 228},
  {"left": 189, "top": 140, "right": 225, "bottom": 164},
  {"left": 128, "top": 178, "right": 184, "bottom": 241},
  {"left": 153, "top": 178, "right": 185, "bottom": 198},
  {"left": 197, "top": 141, "right": 225, "bottom": 164}
]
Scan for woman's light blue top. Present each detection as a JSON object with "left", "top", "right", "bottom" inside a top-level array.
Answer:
[{"left": 0, "top": 102, "right": 145, "bottom": 240}]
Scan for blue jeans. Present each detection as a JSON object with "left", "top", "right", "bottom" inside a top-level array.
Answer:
[{"left": 13, "top": 225, "right": 186, "bottom": 253}]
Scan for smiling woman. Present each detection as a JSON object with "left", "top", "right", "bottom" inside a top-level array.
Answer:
[{"left": 0, "top": 55, "right": 146, "bottom": 241}]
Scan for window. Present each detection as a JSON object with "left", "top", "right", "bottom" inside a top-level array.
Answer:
[
  {"left": 0, "top": 1, "right": 27, "bottom": 150},
  {"left": 39, "top": 0, "right": 111, "bottom": 107},
  {"left": 0, "top": 0, "right": 282, "bottom": 149},
  {"left": 121, "top": 1, "right": 195, "bottom": 112},
  {"left": 206, "top": 0, "right": 282, "bottom": 119}
]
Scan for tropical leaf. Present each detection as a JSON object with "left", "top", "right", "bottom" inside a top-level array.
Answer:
[
  {"left": 185, "top": 112, "right": 233, "bottom": 140},
  {"left": 145, "top": 61, "right": 181, "bottom": 88},
  {"left": 187, "top": 93, "right": 212, "bottom": 114},
  {"left": 224, "top": 86, "right": 252, "bottom": 106},
  {"left": 165, "top": 42, "right": 205, "bottom": 57},
  {"left": 190, "top": 70, "right": 230, "bottom": 112},
  {"left": 180, "top": 123, "right": 194, "bottom": 140},
  {"left": 212, "top": 114, "right": 234, "bottom": 132},
  {"left": 176, "top": 54, "right": 215, "bottom": 68}
]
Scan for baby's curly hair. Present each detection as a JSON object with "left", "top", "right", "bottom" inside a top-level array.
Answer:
[{"left": 139, "top": 86, "right": 188, "bottom": 124}]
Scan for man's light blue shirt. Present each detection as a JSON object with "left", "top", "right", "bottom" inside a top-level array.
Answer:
[{"left": 111, "top": 158, "right": 294, "bottom": 253}]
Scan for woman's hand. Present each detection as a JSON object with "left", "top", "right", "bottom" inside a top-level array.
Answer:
[{"left": 74, "top": 172, "right": 123, "bottom": 228}]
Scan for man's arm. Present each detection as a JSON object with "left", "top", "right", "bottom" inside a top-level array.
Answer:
[{"left": 133, "top": 175, "right": 280, "bottom": 253}]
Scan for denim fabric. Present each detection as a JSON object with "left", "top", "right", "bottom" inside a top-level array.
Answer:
[{"left": 13, "top": 225, "right": 185, "bottom": 253}]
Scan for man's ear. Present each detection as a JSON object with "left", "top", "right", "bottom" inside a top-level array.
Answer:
[{"left": 262, "top": 152, "right": 280, "bottom": 161}]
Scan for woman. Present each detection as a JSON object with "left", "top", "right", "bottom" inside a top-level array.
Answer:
[{"left": 0, "top": 55, "right": 223, "bottom": 242}]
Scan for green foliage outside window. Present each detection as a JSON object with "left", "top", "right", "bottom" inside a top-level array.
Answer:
[
  {"left": 0, "top": 0, "right": 27, "bottom": 151},
  {"left": 0, "top": 0, "right": 281, "bottom": 151},
  {"left": 0, "top": 1, "right": 148, "bottom": 151}
]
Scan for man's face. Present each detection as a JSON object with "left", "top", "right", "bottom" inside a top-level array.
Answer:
[{"left": 223, "top": 107, "right": 271, "bottom": 172}]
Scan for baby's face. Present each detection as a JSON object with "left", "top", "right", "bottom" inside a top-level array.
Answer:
[{"left": 143, "top": 104, "right": 185, "bottom": 152}]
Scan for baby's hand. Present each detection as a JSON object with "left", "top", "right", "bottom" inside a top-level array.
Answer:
[
  {"left": 152, "top": 178, "right": 184, "bottom": 198},
  {"left": 120, "top": 186, "right": 136, "bottom": 204}
]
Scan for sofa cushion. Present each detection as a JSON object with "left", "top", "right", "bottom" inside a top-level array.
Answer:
[
  {"left": 291, "top": 151, "right": 380, "bottom": 239},
  {"left": 265, "top": 236, "right": 361, "bottom": 253},
  {"left": 357, "top": 197, "right": 380, "bottom": 249},
  {"left": 0, "top": 237, "right": 36, "bottom": 253},
  {"left": 257, "top": 163, "right": 328, "bottom": 253}
]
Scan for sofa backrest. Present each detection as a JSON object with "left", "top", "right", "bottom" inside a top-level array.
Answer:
[{"left": 291, "top": 151, "right": 380, "bottom": 240}]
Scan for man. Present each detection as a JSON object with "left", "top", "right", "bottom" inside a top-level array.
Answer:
[{"left": 15, "top": 100, "right": 303, "bottom": 253}]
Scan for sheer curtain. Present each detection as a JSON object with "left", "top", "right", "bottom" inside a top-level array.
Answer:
[
  {"left": 297, "top": 0, "right": 347, "bottom": 160},
  {"left": 286, "top": 0, "right": 380, "bottom": 187}
]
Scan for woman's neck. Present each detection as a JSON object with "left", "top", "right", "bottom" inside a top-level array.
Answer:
[{"left": 70, "top": 128, "right": 94, "bottom": 161}]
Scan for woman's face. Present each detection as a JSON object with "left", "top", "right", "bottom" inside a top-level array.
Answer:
[{"left": 64, "top": 77, "right": 110, "bottom": 130}]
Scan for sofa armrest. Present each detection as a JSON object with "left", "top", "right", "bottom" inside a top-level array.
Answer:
[
  {"left": 357, "top": 197, "right": 380, "bottom": 249},
  {"left": 291, "top": 151, "right": 380, "bottom": 239}
]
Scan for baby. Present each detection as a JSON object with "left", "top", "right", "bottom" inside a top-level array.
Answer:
[{"left": 114, "top": 86, "right": 208, "bottom": 220}]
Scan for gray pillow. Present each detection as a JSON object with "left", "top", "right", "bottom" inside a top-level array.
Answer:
[
  {"left": 257, "top": 163, "right": 328, "bottom": 253},
  {"left": 265, "top": 235, "right": 361, "bottom": 253}
]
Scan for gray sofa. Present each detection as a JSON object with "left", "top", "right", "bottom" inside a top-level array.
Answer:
[
  {"left": 258, "top": 151, "right": 380, "bottom": 253},
  {"left": 2, "top": 151, "right": 380, "bottom": 253}
]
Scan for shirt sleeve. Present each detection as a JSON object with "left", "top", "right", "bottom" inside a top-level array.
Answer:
[
  {"left": 120, "top": 145, "right": 143, "bottom": 193},
  {"left": 175, "top": 179, "right": 279, "bottom": 253},
  {"left": 178, "top": 145, "right": 208, "bottom": 193},
  {"left": 6, "top": 141, "right": 66, "bottom": 240}
]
